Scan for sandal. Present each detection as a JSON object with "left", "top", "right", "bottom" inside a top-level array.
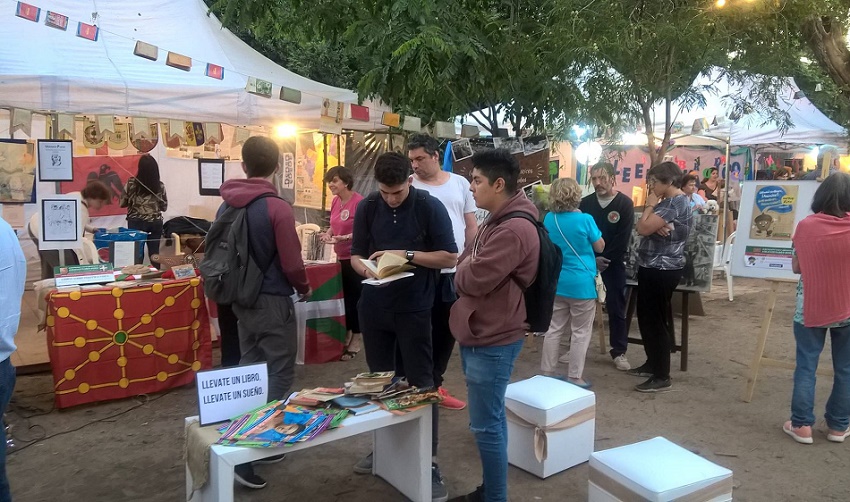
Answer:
[{"left": 340, "top": 350, "right": 360, "bottom": 361}]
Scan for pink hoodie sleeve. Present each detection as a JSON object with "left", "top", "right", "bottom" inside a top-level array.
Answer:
[{"left": 269, "top": 199, "right": 310, "bottom": 294}]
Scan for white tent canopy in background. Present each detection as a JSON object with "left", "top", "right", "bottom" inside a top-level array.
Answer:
[
  {"left": 0, "top": 0, "right": 389, "bottom": 130},
  {"left": 625, "top": 70, "right": 846, "bottom": 148}
]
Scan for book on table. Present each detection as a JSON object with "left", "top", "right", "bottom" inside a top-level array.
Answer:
[{"left": 359, "top": 253, "right": 414, "bottom": 283}]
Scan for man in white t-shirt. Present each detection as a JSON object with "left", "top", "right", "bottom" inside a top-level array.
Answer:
[{"left": 408, "top": 134, "right": 477, "bottom": 412}]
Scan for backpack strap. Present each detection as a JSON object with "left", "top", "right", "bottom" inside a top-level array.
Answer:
[
  {"left": 243, "top": 192, "right": 283, "bottom": 272},
  {"left": 489, "top": 210, "right": 540, "bottom": 290}
]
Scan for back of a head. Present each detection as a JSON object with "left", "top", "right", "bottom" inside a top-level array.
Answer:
[
  {"left": 471, "top": 148, "right": 519, "bottom": 192},
  {"left": 136, "top": 154, "right": 160, "bottom": 194},
  {"left": 374, "top": 152, "right": 412, "bottom": 186},
  {"left": 81, "top": 179, "right": 111, "bottom": 202},
  {"left": 407, "top": 134, "right": 440, "bottom": 157},
  {"left": 242, "top": 136, "right": 280, "bottom": 178},
  {"left": 812, "top": 172, "right": 850, "bottom": 217},
  {"left": 549, "top": 178, "right": 582, "bottom": 213},
  {"left": 649, "top": 161, "right": 684, "bottom": 188}
]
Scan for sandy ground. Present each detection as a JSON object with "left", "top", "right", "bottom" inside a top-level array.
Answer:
[{"left": 5, "top": 277, "right": 849, "bottom": 501}]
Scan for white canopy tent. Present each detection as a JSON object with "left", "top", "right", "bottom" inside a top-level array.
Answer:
[{"left": 0, "top": 0, "right": 388, "bottom": 130}]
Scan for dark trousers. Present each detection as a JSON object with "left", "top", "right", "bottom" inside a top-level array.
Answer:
[
  {"left": 339, "top": 259, "right": 362, "bottom": 333},
  {"left": 126, "top": 218, "right": 163, "bottom": 265},
  {"left": 636, "top": 266, "right": 683, "bottom": 380},
  {"left": 217, "top": 303, "right": 241, "bottom": 368},
  {"left": 432, "top": 273, "right": 457, "bottom": 388},
  {"left": 602, "top": 261, "right": 628, "bottom": 358},
  {"left": 0, "top": 358, "right": 14, "bottom": 502},
  {"left": 360, "top": 305, "right": 438, "bottom": 455}
]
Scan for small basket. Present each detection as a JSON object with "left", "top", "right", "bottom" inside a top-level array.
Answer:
[{"left": 153, "top": 253, "right": 204, "bottom": 271}]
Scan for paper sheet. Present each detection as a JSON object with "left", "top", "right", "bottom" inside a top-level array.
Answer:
[
  {"left": 112, "top": 241, "right": 137, "bottom": 268},
  {"left": 200, "top": 161, "right": 224, "bottom": 190}
]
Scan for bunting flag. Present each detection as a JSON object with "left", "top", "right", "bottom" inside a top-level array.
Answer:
[
  {"left": 167, "top": 119, "right": 186, "bottom": 141},
  {"left": 434, "top": 121, "right": 456, "bottom": 138},
  {"left": 381, "top": 112, "right": 401, "bottom": 128},
  {"left": 131, "top": 117, "right": 151, "bottom": 140},
  {"left": 57, "top": 114, "right": 75, "bottom": 137},
  {"left": 10, "top": 108, "right": 32, "bottom": 136},
  {"left": 349, "top": 104, "right": 370, "bottom": 122},
  {"left": 205, "top": 63, "right": 224, "bottom": 80},
  {"left": 279, "top": 87, "right": 302, "bottom": 104},
  {"left": 321, "top": 99, "right": 344, "bottom": 123},
  {"left": 96, "top": 115, "right": 116, "bottom": 136},
  {"left": 461, "top": 125, "right": 480, "bottom": 138},
  {"left": 294, "top": 265, "right": 346, "bottom": 364},
  {"left": 245, "top": 77, "right": 272, "bottom": 97},
  {"left": 76, "top": 22, "right": 98, "bottom": 41},
  {"left": 166, "top": 51, "right": 191, "bottom": 71},
  {"left": 204, "top": 123, "right": 223, "bottom": 143},
  {"left": 402, "top": 116, "right": 422, "bottom": 132},
  {"left": 45, "top": 11, "right": 68, "bottom": 30},
  {"left": 232, "top": 127, "right": 251, "bottom": 146},
  {"left": 15, "top": 2, "right": 40, "bottom": 22},
  {"left": 133, "top": 41, "right": 158, "bottom": 61}
]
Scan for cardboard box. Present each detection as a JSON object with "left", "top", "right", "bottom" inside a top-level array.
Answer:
[
  {"left": 589, "top": 437, "right": 733, "bottom": 501},
  {"left": 505, "top": 375, "right": 595, "bottom": 478}
]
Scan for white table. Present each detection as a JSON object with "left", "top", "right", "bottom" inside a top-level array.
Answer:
[{"left": 185, "top": 405, "right": 432, "bottom": 502}]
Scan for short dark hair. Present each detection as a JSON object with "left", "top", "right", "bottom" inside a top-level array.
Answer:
[
  {"left": 590, "top": 162, "right": 616, "bottom": 178},
  {"left": 682, "top": 173, "right": 699, "bottom": 187},
  {"left": 242, "top": 136, "right": 279, "bottom": 178},
  {"left": 81, "top": 179, "right": 111, "bottom": 202},
  {"left": 648, "top": 161, "right": 684, "bottom": 188},
  {"left": 324, "top": 166, "right": 354, "bottom": 190},
  {"left": 374, "top": 152, "right": 412, "bottom": 186},
  {"left": 471, "top": 148, "right": 520, "bottom": 192},
  {"left": 812, "top": 172, "right": 850, "bottom": 217},
  {"left": 407, "top": 134, "right": 440, "bottom": 157}
]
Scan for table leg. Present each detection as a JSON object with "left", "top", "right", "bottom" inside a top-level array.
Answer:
[
  {"left": 681, "top": 292, "right": 689, "bottom": 372},
  {"left": 742, "top": 281, "right": 779, "bottom": 403},
  {"left": 625, "top": 286, "right": 641, "bottom": 345},
  {"left": 374, "top": 407, "right": 432, "bottom": 502},
  {"left": 205, "top": 451, "right": 235, "bottom": 502}
]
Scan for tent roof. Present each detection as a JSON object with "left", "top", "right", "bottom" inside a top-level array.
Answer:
[
  {"left": 0, "top": 0, "right": 387, "bottom": 130},
  {"left": 638, "top": 70, "right": 846, "bottom": 147}
]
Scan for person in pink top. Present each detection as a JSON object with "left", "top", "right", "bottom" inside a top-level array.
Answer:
[
  {"left": 321, "top": 166, "right": 365, "bottom": 360},
  {"left": 784, "top": 172, "right": 850, "bottom": 444}
]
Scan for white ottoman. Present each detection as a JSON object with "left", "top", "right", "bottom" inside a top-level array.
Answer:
[
  {"left": 505, "top": 375, "right": 595, "bottom": 478},
  {"left": 589, "top": 437, "right": 733, "bottom": 501}
]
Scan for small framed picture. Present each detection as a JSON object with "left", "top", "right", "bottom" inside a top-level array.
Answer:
[
  {"left": 171, "top": 264, "right": 198, "bottom": 279},
  {"left": 451, "top": 138, "right": 474, "bottom": 162},
  {"left": 37, "top": 140, "right": 74, "bottom": 181},
  {"left": 40, "top": 196, "right": 82, "bottom": 250},
  {"left": 198, "top": 158, "right": 225, "bottom": 196}
]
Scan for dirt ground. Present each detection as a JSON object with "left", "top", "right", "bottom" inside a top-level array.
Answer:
[{"left": 5, "top": 277, "right": 849, "bottom": 501}]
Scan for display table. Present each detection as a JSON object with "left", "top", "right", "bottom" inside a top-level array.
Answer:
[
  {"left": 46, "top": 277, "right": 212, "bottom": 408},
  {"left": 623, "top": 285, "right": 693, "bottom": 371},
  {"left": 185, "top": 406, "right": 432, "bottom": 502}
]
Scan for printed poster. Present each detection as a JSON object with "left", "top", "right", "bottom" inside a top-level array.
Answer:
[
  {"left": 0, "top": 139, "right": 36, "bottom": 203},
  {"left": 749, "top": 184, "right": 798, "bottom": 241},
  {"left": 59, "top": 155, "right": 141, "bottom": 216},
  {"left": 294, "top": 133, "right": 344, "bottom": 210},
  {"left": 743, "top": 246, "right": 793, "bottom": 271}
]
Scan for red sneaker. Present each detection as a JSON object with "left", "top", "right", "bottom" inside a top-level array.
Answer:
[{"left": 438, "top": 387, "right": 467, "bottom": 410}]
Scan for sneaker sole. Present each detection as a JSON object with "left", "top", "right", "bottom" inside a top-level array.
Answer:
[
  {"left": 634, "top": 385, "right": 672, "bottom": 393},
  {"left": 234, "top": 473, "right": 267, "bottom": 489},
  {"left": 254, "top": 454, "right": 286, "bottom": 465},
  {"left": 827, "top": 430, "right": 850, "bottom": 442},
  {"left": 438, "top": 402, "right": 467, "bottom": 410},
  {"left": 783, "top": 424, "right": 813, "bottom": 444},
  {"left": 628, "top": 372, "right": 652, "bottom": 378},
  {"left": 353, "top": 465, "right": 372, "bottom": 475}
]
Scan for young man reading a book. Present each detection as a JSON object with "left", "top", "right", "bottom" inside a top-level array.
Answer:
[
  {"left": 350, "top": 152, "right": 458, "bottom": 502},
  {"left": 409, "top": 133, "right": 478, "bottom": 412},
  {"left": 449, "top": 149, "right": 540, "bottom": 502}
]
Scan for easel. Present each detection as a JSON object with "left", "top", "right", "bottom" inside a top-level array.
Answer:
[
  {"left": 741, "top": 278, "right": 833, "bottom": 402},
  {"left": 623, "top": 284, "right": 694, "bottom": 371}
]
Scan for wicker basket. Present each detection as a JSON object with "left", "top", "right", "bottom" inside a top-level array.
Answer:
[{"left": 152, "top": 252, "right": 204, "bottom": 271}]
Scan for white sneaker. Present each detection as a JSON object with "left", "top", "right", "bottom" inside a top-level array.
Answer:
[
  {"left": 613, "top": 355, "right": 631, "bottom": 371},
  {"left": 558, "top": 352, "right": 570, "bottom": 363}
]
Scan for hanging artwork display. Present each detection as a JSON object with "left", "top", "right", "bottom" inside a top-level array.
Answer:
[
  {"left": 748, "top": 184, "right": 798, "bottom": 241},
  {"left": 0, "top": 139, "right": 36, "bottom": 203},
  {"left": 37, "top": 139, "right": 74, "bottom": 181},
  {"left": 294, "top": 133, "right": 344, "bottom": 210},
  {"left": 60, "top": 155, "right": 142, "bottom": 216}
]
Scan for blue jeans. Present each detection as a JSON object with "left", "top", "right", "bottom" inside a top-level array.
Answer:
[
  {"left": 461, "top": 339, "right": 523, "bottom": 502},
  {"left": 0, "top": 357, "right": 15, "bottom": 502},
  {"left": 791, "top": 322, "right": 850, "bottom": 431}
]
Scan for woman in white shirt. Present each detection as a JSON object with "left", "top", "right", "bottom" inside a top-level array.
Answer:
[{"left": 682, "top": 174, "right": 706, "bottom": 212}]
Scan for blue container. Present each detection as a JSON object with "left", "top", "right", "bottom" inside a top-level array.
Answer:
[{"left": 93, "top": 228, "right": 148, "bottom": 262}]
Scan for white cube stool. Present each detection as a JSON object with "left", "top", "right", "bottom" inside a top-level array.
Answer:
[
  {"left": 505, "top": 375, "right": 595, "bottom": 478},
  {"left": 589, "top": 437, "right": 733, "bottom": 501}
]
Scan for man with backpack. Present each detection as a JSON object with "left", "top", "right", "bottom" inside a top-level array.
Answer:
[
  {"left": 349, "top": 152, "right": 457, "bottom": 502},
  {"left": 449, "top": 148, "right": 542, "bottom": 502},
  {"left": 203, "top": 136, "right": 310, "bottom": 489}
]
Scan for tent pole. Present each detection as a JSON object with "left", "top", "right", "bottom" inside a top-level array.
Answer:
[
  {"left": 722, "top": 137, "right": 731, "bottom": 242},
  {"left": 322, "top": 134, "right": 329, "bottom": 218}
]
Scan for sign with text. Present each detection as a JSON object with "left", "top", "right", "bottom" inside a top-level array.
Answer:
[{"left": 196, "top": 362, "right": 268, "bottom": 425}]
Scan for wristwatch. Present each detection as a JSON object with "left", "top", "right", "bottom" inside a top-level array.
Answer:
[{"left": 405, "top": 250, "right": 415, "bottom": 262}]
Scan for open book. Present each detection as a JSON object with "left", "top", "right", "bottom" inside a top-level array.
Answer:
[{"left": 359, "top": 253, "right": 414, "bottom": 280}]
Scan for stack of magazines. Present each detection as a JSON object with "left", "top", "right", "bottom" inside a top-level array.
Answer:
[{"left": 216, "top": 400, "right": 348, "bottom": 448}]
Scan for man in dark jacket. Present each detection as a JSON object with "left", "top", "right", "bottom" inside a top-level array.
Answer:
[
  {"left": 449, "top": 149, "right": 540, "bottom": 502},
  {"left": 579, "top": 162, "right": 635, "bottom": 371}
]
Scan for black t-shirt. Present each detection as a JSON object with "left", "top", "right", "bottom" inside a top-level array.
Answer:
[
  {"left": 578, "top": 192, "right": 635, "bottom": 264},
  {"left": 351, "top": 186, "right": 457, "bottom": 312}
]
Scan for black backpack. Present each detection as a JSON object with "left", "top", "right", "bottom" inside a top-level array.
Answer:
[
  {"left": 491, "top": 211, "right": 562, "bottom": 332},
  {"left": 199, "top": 194, "right": 276, "bottom": 307}
]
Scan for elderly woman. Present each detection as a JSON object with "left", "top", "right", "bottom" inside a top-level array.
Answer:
[
  {"left": 540, "top": 178, "right": 604, "bottom": 388},
  {"left": 783, "top": 173, "right": 850, "bottom": 444},
  {"left": 628, "top": 162, "right": 693, "bottom": 392},
  {"left": 320, "top": 166, "right": 364, "bottom": 360}
]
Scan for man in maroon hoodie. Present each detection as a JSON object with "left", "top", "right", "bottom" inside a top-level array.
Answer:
[
  {"left": 217, "top": 136, "right": 311, "bottom": 489},
  {"left": 448, "top": 149, "right": 540, "bottom": 502}
]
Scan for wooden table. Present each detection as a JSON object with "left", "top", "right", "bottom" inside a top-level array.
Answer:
[{"left": 624, "top": 284, "right": 694, "bottom": 372}]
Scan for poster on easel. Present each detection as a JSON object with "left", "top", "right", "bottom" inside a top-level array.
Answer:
[
  {"left": 732, "top": 180, "right": 818, "bottom": 281},
  {"left": 38, "top": 194, "right": 83, "bottom": 251},
  {"left": 749, "top": 184, "right": 798, "bottom": 240}
]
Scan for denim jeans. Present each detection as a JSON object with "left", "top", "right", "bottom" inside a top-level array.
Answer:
[
  {"left": 461, "top": 339, "right": 524, "bottom": 502},
  {"left": 791, "top": 322, "right": 850, "bottom": 431},
  {"left": 1, "top": 357, "right": 15, "bottom": 502}
]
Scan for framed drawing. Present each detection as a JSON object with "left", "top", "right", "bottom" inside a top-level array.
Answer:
[
  {"left": 39, "top": 195, "right": 83, "bottom": 251},
  {"left": 198, "top": 158, "right": 225, "bottom": 196},
  {"left": 37, "top": 139, "right": 74, "bottom": 181}
]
